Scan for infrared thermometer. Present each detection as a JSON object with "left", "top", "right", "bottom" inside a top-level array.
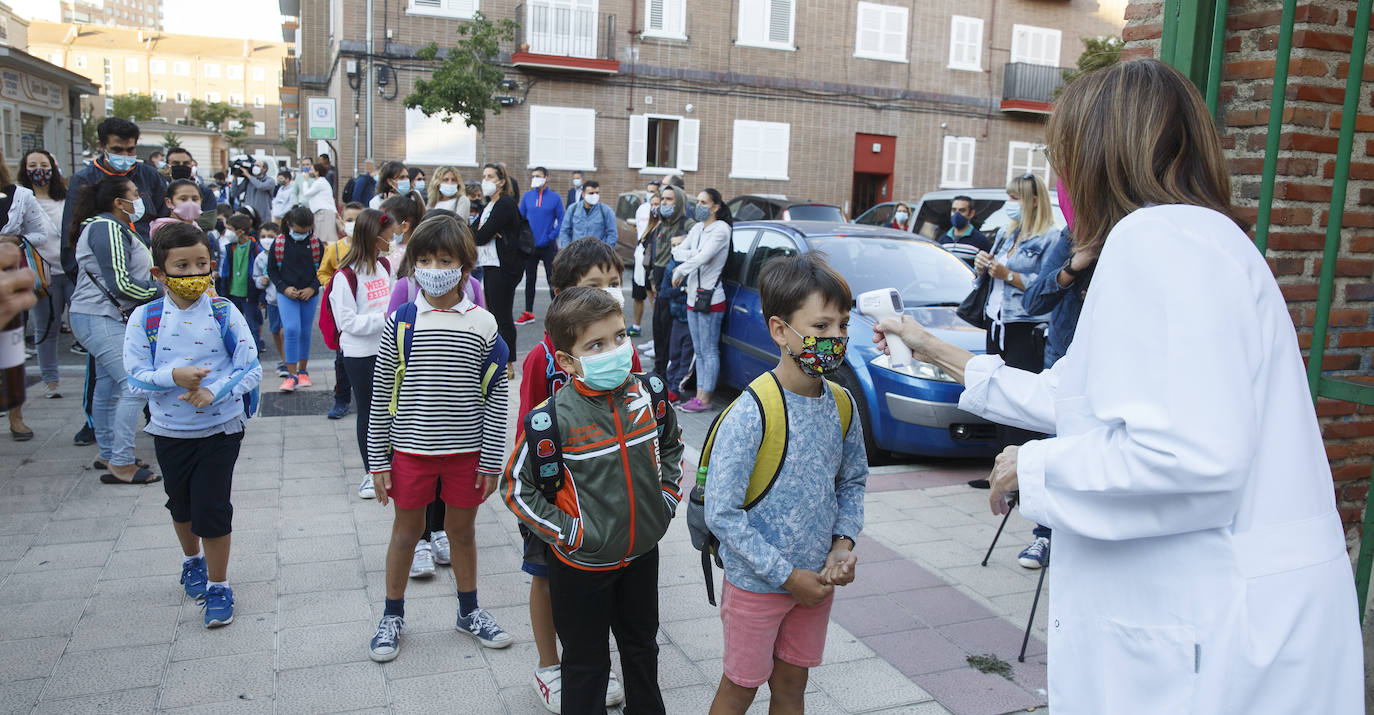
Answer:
[{"left": 857, "top": 288, "right": 912, "bottom": 370}]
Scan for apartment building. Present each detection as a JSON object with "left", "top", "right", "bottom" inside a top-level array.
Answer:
[
  {"left": 0, "top": 3, "right": 97, "bottom": 175},
  {"left": 26, "top": 21, "right": 290, "bottom": 155},
  {"left": 23, "top": 0, "right": 166, "bottom": 31},
  {"left": 287, "top": 0, "right": 1124, "bottom": 214}
]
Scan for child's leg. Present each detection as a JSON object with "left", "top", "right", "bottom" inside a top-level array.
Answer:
[
  {"left": 765, "top": 660, "right": 808, "bottom": 715},
  {"left": 156, "top": 436, "right": 198, "bottom": 555},
  {"left": 342, "top": 356, "right": 375, "bottom": 459},
  {"left": 295, "top": 294, "right": 319, "bottom": 372},
  {"left": 333, "top": 350, "right": 353, "bottom": 408},
  {"left": 530, "top": 575, "right": 559, "bottom": 667},
  {"left": 547, "top": 557, "right": 615, "bottom": 714},
  {"left": 384, "top": 507, "right": 428, "bottom": 599},
  {"left": 709, "top": 676, "right": 759, "bottom": 715},
  {"left": 267, "top": 304, "right": 285, "bottom": 360},
  {"left": 610, "top": 546, "right": 665, "bottom": 713},
  {"left": 277, "top": 295, "right": 302, "bottom": 374},
  {"left": 192, "top": 432, "right": 243, "bottom": 582},
  {"left": 445, "top": 504, "right": 478, "bottom": 593},
  {"left": 632, "top": 298, "right": 645, "bottom": 326}
]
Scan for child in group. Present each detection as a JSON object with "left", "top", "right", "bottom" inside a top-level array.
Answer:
[
  {"left": 514, "top": 236, "right": 647, "bottom": 712},
  {"left": 266, "top": 206, "right": 324, "bottom": 391},
  {"left": 253, "top": 222, "right": 287, "bottom": 377},
  {"left": 658, "top": 252, "right": 694, "bottom": 403},
  {"left": 219, "top": 214, "right": 263, "bottom": 352},
  {"left": 152, "top": 179, "right": 206, "bottom": 239},
  {"left": 704, "top": 253, "right": 868, "bottom": 715},
  {"left": 503, "top": 286, "right": 684, "bottom": 715},
  {"left": 123, "top": 222, "right": 262, "bottom": 628},
  {"left": 365, "top": 214, "right": 513, "bottom": 662},
  {"left": 319, "top": 202, "right": 367, "bottom": 420}
]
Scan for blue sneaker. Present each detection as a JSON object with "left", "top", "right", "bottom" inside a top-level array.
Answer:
[
  {"left": 180, "top": 556, "right": 208, "bottom": 599},
  {"left": 369, "top": 615, "right": 404, "bottom": 662},
  {"left": 201, "top": 584, "right": 234, "bottom": 628},
  {"left": 1017, "top": 536, "right": 1050, "bottom": 570},
  {"left": 327, "top": 401, "right": 351, "bottom": 419},
  {"left": 457, "top": 607, "right": 513, "bottom": 649}
]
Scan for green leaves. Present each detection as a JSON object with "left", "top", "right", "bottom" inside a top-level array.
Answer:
[
  {"left": 111, "top": 93, "right": 159, "bottom": 122},
  {"left": 403, "top": 11, "right": 519, "bottom": 135},
  {"left": 187, "top": 99, "right": 254, "bottom": 131}
]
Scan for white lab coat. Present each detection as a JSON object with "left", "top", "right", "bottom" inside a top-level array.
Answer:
[{"left": 958, "top": 205, "right": 1363, "bottom": 714}]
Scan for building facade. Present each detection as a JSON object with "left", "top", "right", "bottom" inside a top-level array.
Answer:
[
  {"left": 26, "top": 21, "right": 290, "bottom": 158},
  {"left": 23, "top": 0, "right": 165, "bottom": 32},
  {"left": 286, "top": 0, "right": 1124, "bottom": 213},
  {"left": 0, "top": 4, "right": 98, "bottom": 177}
]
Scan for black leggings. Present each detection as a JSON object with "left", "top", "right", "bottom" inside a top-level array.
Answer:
[
  {"left": 483, "top": 267, "right": 520, "bottom": 358},
  {"left": 651, "top": 267, "right": 672, "bottom": 378},
  {"left": 340, "top": 355, "right": 375, "bottom": 468},
  {"left": 987, "top": 322, "right": 1047, "bottom": 448},
  {"left": 523, "top": 243, "right": 558, "bottom": 313}
]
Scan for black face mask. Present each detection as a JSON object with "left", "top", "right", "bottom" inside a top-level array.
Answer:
[{"left": 170, "top": 165, "right": 193, "bottom": 180}]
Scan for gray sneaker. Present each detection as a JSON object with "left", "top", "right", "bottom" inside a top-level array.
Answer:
[
  {"left": 409, "top": 540, "right": 435, "bottom": 578},
  {"left": 457, "top": 607, "right": 513, "bottom": 649}
]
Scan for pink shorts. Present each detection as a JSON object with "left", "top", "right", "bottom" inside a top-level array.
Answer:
[
  {"left": 720, "top": 580, "right": 834, "bottom": 688},
  {"left": 386, "top": 451, "right": 484, "bottom": 510}
]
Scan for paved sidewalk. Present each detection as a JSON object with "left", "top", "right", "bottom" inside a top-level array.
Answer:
[{"left": 1, "top": 357, "right": 1050, "bottom": 714}]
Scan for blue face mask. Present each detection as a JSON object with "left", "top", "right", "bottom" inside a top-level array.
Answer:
[
  {"left": 1003, "top": 201, "right": 1022, "bottom": 222},
  {"left": 290, "top": 230, "right": 310, "bottom": 242},
  {"left": 573, "top": 340, "right": 633, "bottom": 391},
  {"left": 106, "top": 153, "right": 137, "bottom": 172},
  {"left": 396, "top": 179, "right": 411, "bottom": 195},
  {"left": 659, "top": 204, "right": 675, "bottom": 218},
  {"left": 695, "top": 204, "right": 710, "bottom": 221},
  {"left": 950, "top": 211, "right": 970, "bottom": 230}
]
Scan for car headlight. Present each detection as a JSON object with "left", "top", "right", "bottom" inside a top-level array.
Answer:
[{"left": 869, "top": 353, "right": 958, "bottom": 383}]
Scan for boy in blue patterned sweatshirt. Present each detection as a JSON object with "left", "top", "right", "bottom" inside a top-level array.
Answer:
[
  {"left": 705, "top": 253, "right": 868, "bottom": 713},
  {"left": 124, "top": 223, "right": 262, "bottom": 628}
]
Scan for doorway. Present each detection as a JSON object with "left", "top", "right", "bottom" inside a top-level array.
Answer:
[
  {"left": 852, "top": 133, "right": 896, "bottom": 219},
  {"left": 851, "top": 173, "right": 889, "bottom": 219}
]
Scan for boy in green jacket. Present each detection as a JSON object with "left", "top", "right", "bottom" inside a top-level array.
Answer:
[{"left": 502, "top": 286, "right": 684, "bottom": 715}]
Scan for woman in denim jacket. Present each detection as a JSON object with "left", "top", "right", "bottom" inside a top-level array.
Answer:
[{"left": 973, "top": 173, "right": 1060, "bottom": 455}]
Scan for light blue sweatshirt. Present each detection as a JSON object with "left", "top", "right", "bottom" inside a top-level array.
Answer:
[
  {"left": 123, "top": 294, "right": 262, "bottom": 434},
  {"left": 704, "top": 379, "right": 868, "bottom": 594}
]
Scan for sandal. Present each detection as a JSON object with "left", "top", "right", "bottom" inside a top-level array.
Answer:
[
  {"left": 10, "top": 427, "right": 33, "bottom": 442},
  {"left": 100, "top": 467, "right": 161, "bottom": 485},
  {"left": 94, "top": 458, "right": 150, "bottom": 470}
]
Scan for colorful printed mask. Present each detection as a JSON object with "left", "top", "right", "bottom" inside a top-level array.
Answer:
[
  {"left": 163, "top": 272, "right": 214, "bottom": 302},
  {"left": 783, "top": 321, "right": 848, "bottom": 378}
]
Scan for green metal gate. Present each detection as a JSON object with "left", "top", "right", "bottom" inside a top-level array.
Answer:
[{"left": 1159, "top": 0, "right": 1374, "bottom": 622}]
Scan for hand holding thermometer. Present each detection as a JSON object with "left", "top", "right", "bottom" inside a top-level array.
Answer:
[{"left": 857, "top": 288, "right": 912, "bottom": 369}]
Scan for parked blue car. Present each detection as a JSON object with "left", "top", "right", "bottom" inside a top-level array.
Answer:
[{"left": 716, "top": 221, "right": 997, "bottom": 459}]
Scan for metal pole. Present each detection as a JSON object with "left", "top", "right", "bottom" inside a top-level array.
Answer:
[
  {"left": 981, "top": 492, "right": 1018, "bottom": 567},
  {"left": 1252, "top": 0, "right": 1297, "bottom": 256},
  {"left": 1204, "top": 0, "right": 1230, "bottom": 118},
  {"left": 1018, "top": 563, "right": 1047, "bottom": 663},
  {"left": 365, "top": 0, "right": 374, "bottom": 159},
  {"left": 1357, "top": 462, "right": 1374, "bottom": 623}
]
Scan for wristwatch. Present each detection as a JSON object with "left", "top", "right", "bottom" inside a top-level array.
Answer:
[
  {"left": 832, "top": 534, "right": 855, "bottom": 549},
  {"left": 1062, "top": 257, "right": 1092, "bottom": 279}
]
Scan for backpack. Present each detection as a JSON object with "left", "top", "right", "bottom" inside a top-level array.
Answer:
[
  {"left": 521, "top": 372, "right": 671, "bottom": 502},
  {"left": 386, "top": 301, "right": 508, "bottom": 416},
  {"left": 516, "top": 212, "right": 537, "bottom": 255},
  {"left": 342, "top": 176, "right": 357, "bottom": 204},
  {"left": 143, "top": 296, "right": 260, "bottom": 418},
  {"left": 686, "top": 371, "right": 854, "bottom": 605},
  {"left": 273, "top": 234, "right": 323, "bottom": 269},
  {"left": 319, "top": 258, "right": 390, "bottom": 351}
]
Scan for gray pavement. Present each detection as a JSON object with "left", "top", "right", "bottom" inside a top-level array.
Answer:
[{"left": 1, "top": 279, "right": 1054, "bottom": 714}]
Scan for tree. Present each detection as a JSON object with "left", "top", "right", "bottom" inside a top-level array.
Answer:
[
  {"left": 162, "top": 131, "right": 182, "bottom": 149},
  {"left": 223, "top": 127, "right": 250, "bottom": 152},
  {"left": 404, "top": 11, "right": 519, "bottom": 135},
  {"left": 1058, "top": 36, "right": 1124, "bottom": 92},
  {"left": 111, "top": 93, "right": 159, "bottom": 122},
  {"left": 187, "top": 99, "right": 253, "bottom": 131}
]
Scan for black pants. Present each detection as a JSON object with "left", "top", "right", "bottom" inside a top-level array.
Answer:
[
  {"left": 987, "top": 322, "right": 1048, "bottom": 448},
  {"left": 333, "top": 350, "right": 353, "bottom": 406},
  {"left": 340, "top": 355, "right": 375, "bottom": 468},
  {"left": 548, "top": 546, "right": 664, "bottom": 715},
  {"left": 424, "top": 488, "right": 446, "bottom": 534},
  {"left": 483, "top": 267, "right": 520, "bottom": 359},
  {"left": 155, "top": 431, "right": 244, "bottom": 538},
  {"left": 651, "top": 267, "right": 672, "bottom": 378},
  {"left": 523, "top": 243, "right": 558, "bottom": 313}
]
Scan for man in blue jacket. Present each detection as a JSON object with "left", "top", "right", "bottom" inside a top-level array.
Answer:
[
  {"left": 60, "top": 117, "right": 167, "bottom": 278},
  {"left": 558, "top": 180, "right": 617, "bottom": 250},
  {"left": 516, "top": 166, "right": 564, "bottom": 325},
  {"left": 350, "top": 159, "right": 377, "bottom": 205}
]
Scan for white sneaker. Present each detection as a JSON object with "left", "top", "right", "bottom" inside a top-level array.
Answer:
[
  {"left": 409, "top": 540, "right": 436, "bottom": 578},
  {"left": 534, "top": 665, "right": 562, "bottom": 713},
  {"left": 431, "top": 530, "right": 451, "bottom": 566},
  {"left": 605, "top": 669, "right": 625, "bottom": 707},
  {"left": 357, "top": 474, "right": 376, "bottom": 500},
  {"left": 639, "top": 342, "right": 656, "bottom": 359}
]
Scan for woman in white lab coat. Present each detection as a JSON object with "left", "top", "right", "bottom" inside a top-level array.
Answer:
[{"left": 874, "top": 59, "right": 1364, "bottom": 714}]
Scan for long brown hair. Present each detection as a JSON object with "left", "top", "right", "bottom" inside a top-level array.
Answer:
[
  {"left": 339, "top": 208, "right": 388, "bottom": 275},
  {"left": 1045, "top": 58, "right": 1241, "bottom": 254},
  {"left": 482, "top": 162, "right": 517, "bottom": 199}
]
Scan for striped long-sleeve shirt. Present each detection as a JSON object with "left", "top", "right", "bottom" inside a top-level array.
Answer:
[{"left": 367, "top": 295, "right": 509, "bottom": 475}]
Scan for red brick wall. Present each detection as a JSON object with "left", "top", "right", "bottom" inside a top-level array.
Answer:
[{"left": 1124, "top": 0, "right": 1374, "bottom": 548}]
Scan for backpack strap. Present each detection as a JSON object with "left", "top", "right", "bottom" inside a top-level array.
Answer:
[
  {"left": 388, "top": 302, "right": 418, "bottom": 416},
  {"left": 479, "top": 335, "right": 509, "bottom": 403},
  {"left": 210, "top": 296, "right": 259, "bottom": 417},
  {"left": 143, "top": 297, "right": 166, "bottom": 356},
  {"left": 523, "top": 396, "right": 563, "bottom": 502},
  {"left": 634, "top": 372, "right": 671, "bottom": 435},
  {"left": 825, "top": 379, "right": 855, "bottom": 440},
  {"left": 740, "top": 371, "right": 789, "bottom": 510}
]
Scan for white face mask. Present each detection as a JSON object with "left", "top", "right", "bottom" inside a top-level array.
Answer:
[
  {"left": 602, "top": 285, "right": 624, "bottom": 308},
  {"left": 583, "top": 193, "right": 600, "bottom": 206},
  {"left": 530, "top": 176, "right": 546, "bottom": 188},
  {"left": 481, "top": 179, "right": 498, "bottom": 197},
  {"left": 343, "top": 221, "right": 356, "bottom": 238}
]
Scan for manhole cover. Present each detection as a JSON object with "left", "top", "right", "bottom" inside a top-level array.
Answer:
[{"left": 257, "top": 390, "right": 338, "bottom": 417}]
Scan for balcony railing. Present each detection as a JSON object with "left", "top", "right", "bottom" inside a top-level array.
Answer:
[
  {"left": 281, "top": 57, "right": 298, "bottom": 88},
  {"left": 513, "top": 3, "right": 618, "bottom": 74},
  {"left": 1000, "top": 62, "right": 1070, "bottom": 114}
]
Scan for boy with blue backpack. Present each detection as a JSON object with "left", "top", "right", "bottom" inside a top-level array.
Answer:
[{"left": 123, "top": 222, "right": 262, "bottom": 628}]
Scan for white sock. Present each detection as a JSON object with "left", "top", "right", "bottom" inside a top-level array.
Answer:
[
  {"left": 183, "top": 550, "right": 204, "bottom": 565},
  {"left": 207, "top": 580, "right": 228, "bottom": 590}
]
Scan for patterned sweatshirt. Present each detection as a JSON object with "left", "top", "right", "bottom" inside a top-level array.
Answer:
[{"left": 704, "top": 379, "right": 868, "bottom": 594}]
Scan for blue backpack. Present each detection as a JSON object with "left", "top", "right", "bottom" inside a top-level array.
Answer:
[{"left": 143, "top": 297, "right": 260, "bottom": 417}]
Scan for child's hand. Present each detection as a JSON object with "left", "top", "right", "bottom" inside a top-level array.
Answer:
[
  {"left": 283, "top": 287, "right": 298, "bottom": 299},
  {"left": 477, "top": 471, "right": 499, "bottom": 501},
  {"left": 172, "top": 366, "right": 211, "bottom": 390},
  {"left": 820, "top": 547, "right": 858, "bottom": 587},
  {"left": 299, "top": 287, "right": 316, "bottom": 300},
  {"left": 373, "top": 471, "right": 392, "bottom": 506},
  {"left": 178, "top": 387, "right": 214, "bottom": 408},
  {"left": 783, "top": 569, "right": 834, "bottom": 607}
]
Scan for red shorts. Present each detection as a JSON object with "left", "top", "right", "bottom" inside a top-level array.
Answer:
[
  {"left": 386, "top": 451, "right": 485, "bottom": 510},
  {"left": 720, "top": 580, "right": 834, "bottom": 688}
]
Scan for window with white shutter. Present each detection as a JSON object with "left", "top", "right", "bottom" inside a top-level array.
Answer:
[
  {"left": 405, "top": 108, "right": 478, "bottom": 166},
  {"left": 407, "top": 0, "right": 478, "bottom": 20},
  {"left": 644, "top": 0, "right": 686, "bottom": 39},
  {"left": 941, "top": 136, "right": 976, "bottom": 189},
  {"left": 528, "top": 105, "right": 596, "bottom": 171},
  {"left": 205, "top": 91, "right": 220, "bottom": 103},
  {"left": 737, "top": 0, "right": 795, "bottom": 50},
  {"left": 152, "top": 89, "right": 167, "bottom": 102},
  {"left": 254, "top": 122, "right": 266, "bottom": 136},
  {"left": 854, "top": 2, "right": 908, "bottom": 63},
  {"left": 1006, "top": 141, "right": 1052, "bottom": 185},
  {"left": 204, "top": 63, "right": 221, "bottom": 78},
  {"left": 125, "top": 57, "right": 138, "bottom": 72},
  {"left": 730, "top": 120, "right": 790, "bottom": 181},
  {"left": 948, "top": 15, "right": 983, "bottom": 71},
  {"left": 1010, "top": 24, "right": 1061, "bottom": 66},
  {"left": 627, "top": 114, "right": 700, "bottom": 171}
]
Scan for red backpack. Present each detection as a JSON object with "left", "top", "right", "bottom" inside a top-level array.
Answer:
[
  {"left": 319, "top": 258, "right": 391, "bottom": 351},
  {"left": 274, "top": 234, "right": 323, "bottom": 268}
]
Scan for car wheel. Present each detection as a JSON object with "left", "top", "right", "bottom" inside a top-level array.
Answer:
[{"left": 834, "top": 366, "right": 893, "bottom": 467}]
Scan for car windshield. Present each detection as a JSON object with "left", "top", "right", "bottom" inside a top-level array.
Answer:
[
  {"left": 785, "top": 205, "right": 846, "bottom": 222},
  {"left": 809, "top": 236, "right": 974, "bottom": 308}
]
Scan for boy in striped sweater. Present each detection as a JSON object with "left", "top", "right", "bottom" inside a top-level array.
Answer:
[{"left": 363, "top": 215, "right": 513, "bottom": 662}]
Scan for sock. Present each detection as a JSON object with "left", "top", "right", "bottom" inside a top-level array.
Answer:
[
  {"left": 183, "top": 550, "right": 204, "bottom": 565},
  {"left": 457, "top": 589, "right": 478, "bottom": 618},
  {"left": 385, "top": 598, "right": 405, "bottom": 618},
  {"left": 207, "top": 580, "right": 228, "bottom": 591}
]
